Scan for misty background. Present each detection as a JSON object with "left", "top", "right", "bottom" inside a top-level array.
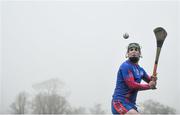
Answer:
[{"left": 0, "top": 0, "right": 180, "bottom": 113}]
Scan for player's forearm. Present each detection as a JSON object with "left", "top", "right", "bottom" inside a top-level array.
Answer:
[
  {"left": 125, "top": 77, "right": 150, "bottom": 90},
  {"left": 143, "top": 76, "right": 151, "bottom": 83}
]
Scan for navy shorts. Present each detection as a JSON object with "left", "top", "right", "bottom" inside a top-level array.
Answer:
[{"left": 111, "top": 100, "right": 137, "bottom": 114}]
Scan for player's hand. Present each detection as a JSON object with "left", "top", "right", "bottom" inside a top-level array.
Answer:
[
  {"left": 149, "top": 81, "right": 157, "bottom": 89},
  {"left": 151, "top": 73, "right": 158, "bottom": 81}
]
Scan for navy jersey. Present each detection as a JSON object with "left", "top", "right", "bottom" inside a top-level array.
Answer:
[{"left": 112, "top": 60, "right": 151, "bottom": 105}]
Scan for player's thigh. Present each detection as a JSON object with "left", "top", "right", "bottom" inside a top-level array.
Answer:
[
  {"left": 126, "top": 109, "right": 139, "bottom": 114},
  {"left": 111, "top": 100, "right": 128, "bottom": 114}
]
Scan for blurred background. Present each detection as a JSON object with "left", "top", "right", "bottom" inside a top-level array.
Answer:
[{"left": 0, "top": 0, "right": 179, "bottom": 114}]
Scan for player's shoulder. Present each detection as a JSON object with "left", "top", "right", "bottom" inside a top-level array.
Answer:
[
  {"left": 138, "top": 65, "right": 145, "bottom": 70},
  {"left": 138, "top": 65, "right": 146, "bottom": 73},
  {"left": 120, "top": 60, "right": 131, "bottom": 69}
]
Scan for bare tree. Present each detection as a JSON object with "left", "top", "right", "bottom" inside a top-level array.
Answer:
[
  {"left": 32, "top": 78, "right": 71, "bottom": 114},
  {"left": 140, "top": 99, "right": 176, "bottom": 114},
  {"left": 32, "top": 78, "right": 65, "bottom": 95},
  {"left": 89, "top": 103, "right": 106, "bottom": 114},
  {"left": 10, "top": 78, "right": 86, "bottom": 114},
  {"left": 31, "top": 93, "right": 46, "bottom": 114},
  {"left": 10, "top": 91, "right": 29, "bottom": 114},
  {"left": 68, "top": 107, "right": 87, "bottom": 114}
]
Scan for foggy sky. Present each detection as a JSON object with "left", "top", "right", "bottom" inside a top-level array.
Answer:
[{"left": 0, "top": 0, "right": 180, "bottom": 113}]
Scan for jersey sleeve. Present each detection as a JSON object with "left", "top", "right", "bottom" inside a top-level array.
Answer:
[
  {"left": 141, "top": 68, "right": 151, "bottom": 83},
  {"left": 121, "top": 64, "right": 150, "bottom": 90}
]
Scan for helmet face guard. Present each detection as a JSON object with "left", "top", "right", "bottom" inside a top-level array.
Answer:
[{"left": 127, "top": 43, "right": 141, "bottom": 53}]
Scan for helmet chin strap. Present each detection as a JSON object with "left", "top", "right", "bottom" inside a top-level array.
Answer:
[{"left": 129, "top": 57, "right": 140, "bottom": 63}]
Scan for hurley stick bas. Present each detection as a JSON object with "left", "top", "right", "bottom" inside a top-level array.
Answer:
[{"left": 153, "top": 27, "right": 167, "bottom": 79}]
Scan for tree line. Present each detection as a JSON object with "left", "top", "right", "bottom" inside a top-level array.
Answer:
[
  {"left": 9, "top": 78, "right": 106, "bottom": 114},
  {"left": 9, "top": 78, "right": 176, "bottom": 114}
]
